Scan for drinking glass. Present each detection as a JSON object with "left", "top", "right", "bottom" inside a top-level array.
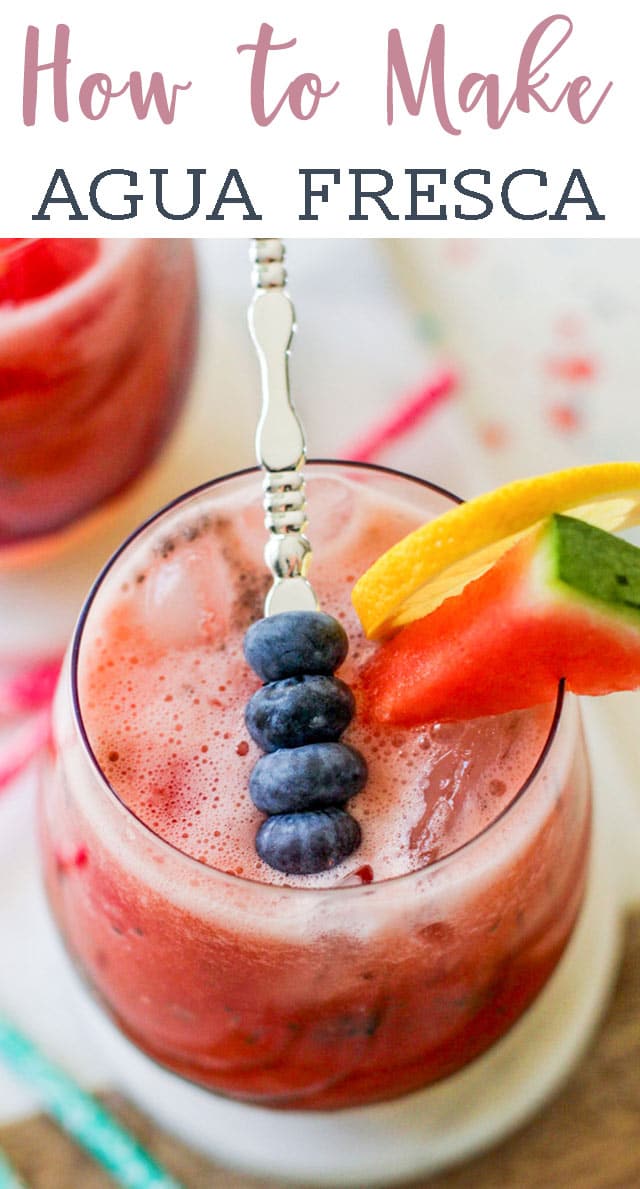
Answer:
[
  {"left": 0, "top": 238, "right": 198, "bottom": 562},
  {"left": 40, "top": 463, "right": 592, "bottom": 1120}
]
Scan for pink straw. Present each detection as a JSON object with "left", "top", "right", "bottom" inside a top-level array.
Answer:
[
  {"left": 342, "top": 367, "right": 458, "bottom": 463},
  {"left": 0, "top": 656, "right": 63, "bottom": 720},
  {"left": 0, "top": 709, "right": 51, "bottom": 794},
  {"left": 0, "top": 656, "right": 60, "bottom": 793}
]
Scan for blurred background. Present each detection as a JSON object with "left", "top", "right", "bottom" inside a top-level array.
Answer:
[{"left": 196, "top": 238, "right": 640, "bottom": 487}]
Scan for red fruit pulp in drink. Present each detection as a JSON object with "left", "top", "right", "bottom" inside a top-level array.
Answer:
[{"left": 42, "top": 469, "right": 591, "bottom": 1109}]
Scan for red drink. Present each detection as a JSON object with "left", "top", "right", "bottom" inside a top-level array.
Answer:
[
  {"left": 41, "top": 464, "right": 591, "bottom": 1110},
  {"left": 0, "top": 238, "right": 198, "bottom": 559}
]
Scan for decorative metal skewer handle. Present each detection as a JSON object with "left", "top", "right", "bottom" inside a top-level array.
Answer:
[{"left": 249, "top": 239, "right": 318, "bottom": 616}]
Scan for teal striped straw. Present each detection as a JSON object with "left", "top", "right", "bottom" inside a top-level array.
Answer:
[
  {"left": 0, "top": 1017, "right": 185, "bottom": 1189},
  {"left": 0, "top": 1149, "right": 27, "bottom": 1189}
]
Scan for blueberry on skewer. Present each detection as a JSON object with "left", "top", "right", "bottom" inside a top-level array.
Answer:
[
  {"left": 246, "top": 242, "right": 367, "bottom": 876},
  {"left": 245, "top": 674, "right": 355, "bottom": 752},
  {"left": 249, "top": 742, "right": 368, "bottom": 814},
  {"left": 244, "top": 610, "right": 349, "bottom": 681},
  {"left": 256, "top": 808, "right": 362, "bottom": 876},
  {"left": 243, "top": 609, "right": 366, "bottom": 876}
]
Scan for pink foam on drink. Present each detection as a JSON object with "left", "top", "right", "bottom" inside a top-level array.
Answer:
[{"left": 79, "top": 476, "right": 555, "bottom": 889}]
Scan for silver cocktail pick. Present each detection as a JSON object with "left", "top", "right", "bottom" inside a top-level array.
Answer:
[{"left": 248, "top": 239, "right": 318, "bottom": 617}]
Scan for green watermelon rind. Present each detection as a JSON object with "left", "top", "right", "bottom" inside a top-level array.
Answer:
[{"left": 537, "top": 515, "right": 640, "bottom": 630}]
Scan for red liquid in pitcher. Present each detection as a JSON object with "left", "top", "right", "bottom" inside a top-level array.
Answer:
[{"left": 0, "top": 239, "right": 197, "bottom": 554}]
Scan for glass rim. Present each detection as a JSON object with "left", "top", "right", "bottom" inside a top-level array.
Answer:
[{"left": 69, "top": 459, "right": 565, "bottom": 896}]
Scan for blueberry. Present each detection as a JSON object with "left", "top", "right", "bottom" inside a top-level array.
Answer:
[
  {"left": 245, "top": 675, "right": 355, "bottom": 752},
  {"left": 256, "top": 808, "right": 361, "bottom": 874},
  {"left": 243, "top": 611, "right": 349, "bottom": 682},
  {"left": 249, "top": 742, "right": 368, "bottom": 814}
]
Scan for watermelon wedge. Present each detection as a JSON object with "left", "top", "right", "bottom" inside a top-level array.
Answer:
[{"left": 359, "top": 514, "right": 640, "bottom": 724}]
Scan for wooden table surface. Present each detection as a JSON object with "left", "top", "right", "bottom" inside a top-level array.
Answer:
[{"left": 2, "top": 912, "right": 639, "bottom": 1189}]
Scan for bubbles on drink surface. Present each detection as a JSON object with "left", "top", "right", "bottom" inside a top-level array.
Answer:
[{"left": 79, "top": 475, "right": 556, "bottom": 888}]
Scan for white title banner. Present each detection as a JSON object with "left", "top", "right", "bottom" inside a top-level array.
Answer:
[{"left": 0, "top": 0, "right": 634, "bottom": 235}]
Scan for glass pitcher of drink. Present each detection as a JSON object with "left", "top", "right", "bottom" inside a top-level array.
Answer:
[{"left": 0, "top": 238, "right": 198, "bottom": 563}]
